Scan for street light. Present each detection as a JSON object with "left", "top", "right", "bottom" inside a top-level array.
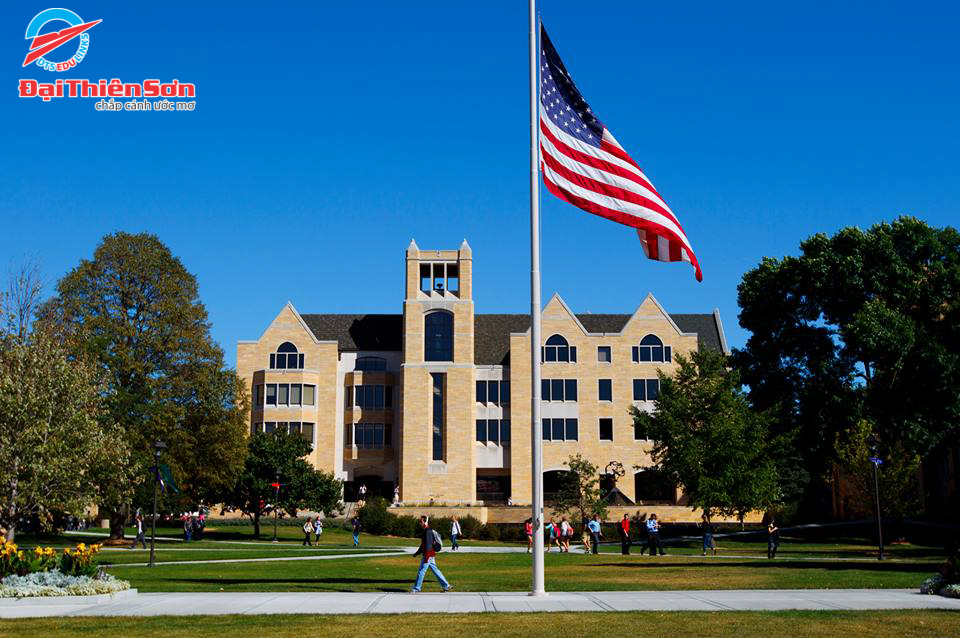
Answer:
[
  {"left": 148, "top": 439, "right": 167, "bottom": 568},
  {"left": 866, "top": 433, "right": 884, "bottom": 561},
  {"left": 272, "top": 470, "right": 280, "bottom": 543}
]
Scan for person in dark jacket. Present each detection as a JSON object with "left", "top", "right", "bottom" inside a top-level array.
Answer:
[
  {"left": 767, "top": 517, "right": 780, "bottom": 559},
  {"left": 411, "top": 516, "right": 452, "bottom": 593},
  {"left": 699, "top": 514, "right": 716, "bottom": 556}
]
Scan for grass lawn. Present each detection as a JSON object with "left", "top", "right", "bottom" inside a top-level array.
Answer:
[
  {"left": 0, "top": 611, "right": 957, "bottom": 638},
  {"left": 106, "top": 548, "right": 938, "bottom": 592}
]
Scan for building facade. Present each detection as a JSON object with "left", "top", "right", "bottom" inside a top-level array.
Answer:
[{"left": 237, "top": 240, "right": 729, "bottom": 507}]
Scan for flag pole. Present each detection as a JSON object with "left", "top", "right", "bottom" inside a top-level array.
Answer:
[{"left": 528, "top": 0, "right": 546, "bottom": 596}]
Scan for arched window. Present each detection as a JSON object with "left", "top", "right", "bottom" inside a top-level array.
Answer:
[
  {"left": 632, "top": 334, "right": 671, "bottom": 363},
  {"left": 355, "top": 356, "right": 387, "bottom": 371},
  {"left": 542, "top": 334, "right": 577, "bottom": 363},
  {"left": 270, "top": 342, "right": 304, "bottom": 369},
  {"left": 424, "top": 311, "right": 454, "bottom": 361}
]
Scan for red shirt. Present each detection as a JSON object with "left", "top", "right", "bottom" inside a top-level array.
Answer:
[
  {"left": 621, "top": 519, "right": 630, "bottom": 534},
  {"left": 525, "top": 522, "right": 533, "bottom": 535}
]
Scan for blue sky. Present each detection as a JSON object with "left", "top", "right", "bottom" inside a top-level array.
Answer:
[{"left": 2, "top": 1, "right": 958, "bottom": 366}]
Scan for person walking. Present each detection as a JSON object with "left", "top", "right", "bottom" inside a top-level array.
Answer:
[
  {"left": 130, "top": 512, "right": 147, "bottom": 549},
  {"left": 618, "top": 513, "right": 631, "bottom": 555},
  {"left": 302, "top": 517, "right": 314, "bottom": 546},
  {"left": 357, "top": 483, "right": 368, "bottom": 507},
  {"left": 560, "top": 517, "right": 572, "bottom": 553},
  {"left": 314, "top": 516, "right": 324, "bottom": 543},
  {"left": 393, "top": 485, "right": 400, "bottom": 505},
  {"left": 450, "top": 516, "right": 462, "bottom": 551},
  {"left": 581, "top": 517, "right": 592, "bottom": 553},
  {"left": 767, "top": 517, "right": 780, "bottom": 559},
  {"left": 525, "top": 518, "right": 533, "bottom": 552},
  {"left": 544, "top": 518, "right": 557, "bottom": 552},
  {"left": 411, "top": 516, "right": 452, "bottom": 593},
  {"left": 645, "top": 513, "right": 665, "bottom": 556},
  {"left": 182, "top": 514, "right": 192, "bottom": 542},
  {"left": 700, "top": 513, "right": 716, "bottom": 556},
  {"left": 352, "top": 515, "right": 362, "bottom": 547},
  {"left": 587, "top": 515, "right": 602, "bottom": 554}
]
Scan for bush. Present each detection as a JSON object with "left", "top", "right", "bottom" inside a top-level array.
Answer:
[
  {"left": 0, "top": 569, "right": 129, "bottom": 598},
  {"left": 357, "top": 497, "right": 395, "bottom": 535}
]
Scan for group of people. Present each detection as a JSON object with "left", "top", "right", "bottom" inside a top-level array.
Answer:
[
  {"left": 182, "top": 512, "right": 205, "bottom": 541},
  {"left": 301, "top": 516, "right": 325, "bottom": 545},
  {"left": 523, "top": 513, "right": 669, "bottom": 555}
]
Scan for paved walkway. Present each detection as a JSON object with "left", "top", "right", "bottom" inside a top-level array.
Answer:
[{"left": 1, "top": 589, "right": 958, "bottom": 617}]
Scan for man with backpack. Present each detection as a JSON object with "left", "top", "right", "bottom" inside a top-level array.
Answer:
[{"left": 411, "top": 515, "right": 453, "bottom": 593}]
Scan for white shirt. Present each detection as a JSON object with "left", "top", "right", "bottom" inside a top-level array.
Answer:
[{"left": 451, "top": 520, "right": 461, "bottom": 535}]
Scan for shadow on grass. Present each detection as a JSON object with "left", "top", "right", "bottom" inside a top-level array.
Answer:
[{"left": 591, "top": 560, "right": 929, "bottom": 573}]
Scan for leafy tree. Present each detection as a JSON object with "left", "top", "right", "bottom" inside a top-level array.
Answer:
[
  {"left": 552, "top": 454, "right": 608, "bottom": 523},
  {"left": 37, "top": 233, "right": 248, "bottom": 537},
  {"left": 226, "top": 432, "right": 342, "bottom": 538},
  {"left": 833, "top": 419, "right": 920, "bottom": 521},
  {"left": 632, "top": 349, "right": 782, "bottom": 522},
  {"left": 733, "top": 217, "right": 960, "bottom": 514},
  {"left": 0, "top": 329, "right": 133, "bottom": 540}
]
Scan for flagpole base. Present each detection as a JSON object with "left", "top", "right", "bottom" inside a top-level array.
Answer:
[{"left": 528, "top": 590, "right": 548, "bottom": 597}]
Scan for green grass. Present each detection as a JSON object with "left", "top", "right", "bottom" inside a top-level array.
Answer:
[
  {"left": 1, "top": 611, "right": 957, "bottom": 638},
  {"left": 106, "top": 549, "right": 937, "bottom": 593}
]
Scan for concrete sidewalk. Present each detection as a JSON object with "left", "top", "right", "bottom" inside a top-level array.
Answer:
[{"left": 1, "top": 589, "right": 958, "bottom": 618}]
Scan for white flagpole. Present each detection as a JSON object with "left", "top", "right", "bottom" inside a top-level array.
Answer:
[{"left": 528, "top": 0, "right": 546, "bottom": 596}]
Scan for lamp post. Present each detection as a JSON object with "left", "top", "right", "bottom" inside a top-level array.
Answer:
[
  {"left": 272, "top": 470, "right": 280, "bottom": 543},
  {"left": 148, "top": 439, "right": 166, "bottom": 568},
  {"left": 866, "top": 433, "right": 884, "bottom": 561}
]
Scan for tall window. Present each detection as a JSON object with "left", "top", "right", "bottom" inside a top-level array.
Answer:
[
  {"left": 599, "top": 418, "right": 613, "bottom": 441},
  {"left": 543, "top": 334, "right": 576, "bottom": 363},
  {"left": 431, "top": 373, "right": 445, "bottom": 461},
  {"left": 424, "top": 311, "right": 454, "bottom": 361},
  {"left": 476, "top": 380, "right": 510, "bottom": 405},
  {"left": 598, "top": 379, "right": 613, "bottom": 401},
  {"left": 632, "top": 335, "right": 672, "bottom": 363},
  {"left": 632, "top": 378, "right": 660, "bottom": 402},
  {"left": 263, "top": 383, "right": 316, "bottom": 407},
  {"left": 270, "top": 342, "right": 304, "bottom": 369},
  {"left": 476, "top": 419, "right": 511, "bottom": 445}
]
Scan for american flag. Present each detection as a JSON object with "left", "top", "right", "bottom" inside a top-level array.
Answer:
[{"left": 539, "top": 26, "right": 702, "bottom": 282}]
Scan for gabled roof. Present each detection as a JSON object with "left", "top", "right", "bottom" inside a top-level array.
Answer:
[{"left": 298, "top": 310, "right": 726, "bottom": 365}]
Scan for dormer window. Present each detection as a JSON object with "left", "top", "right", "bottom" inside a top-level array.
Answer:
[
  {"left": 270, "top": 342, "right": 304, "bottom": 369},
  {"left": 542, "top": 334, "right": 576, "bottom": 363},
  {"left": 355, "top": 356, "right": 387, "bottom": 371},
  {"left": 632, "top": 335, "right": 671, "bottom": 363}
]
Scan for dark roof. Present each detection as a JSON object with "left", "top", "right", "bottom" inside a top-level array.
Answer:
[
  {"left": 298, "top": 311, "right": 724, "bottom": 364},
  {"left": 300, "top": 314, "right": 403, "bottom": 351}
]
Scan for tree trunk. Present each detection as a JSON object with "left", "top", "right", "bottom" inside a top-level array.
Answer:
[
  {"left": 109, "top": 505, "right": 129, "bottom": 540},
  {"left": 253, "top": 513, "right": 261, "bottom": 538}
]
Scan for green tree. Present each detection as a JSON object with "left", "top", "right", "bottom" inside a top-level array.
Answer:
[
  {"left": 551, "top": 454, "right": 608, "bottom": 523},
  {"left": 37, "top": 233, "right": 248, "bottom": 537},
  {"left": 733, "top": 217, "right": 960, "bottom": 514},
  {"left": 0, "top": 329, "right": 133, "bottom": 540},
  {"left": 833, "top": 419, "right": 921, "bottom": 521},
  {"left": 227, "top": 432, "right": 342, "bottom": 538},
  {"left": 632, "top": 349, "right": 781, "bottom": 521}
]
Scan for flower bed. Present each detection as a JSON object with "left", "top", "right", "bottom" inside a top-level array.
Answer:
[{"left": 0, "top": 569, "right": 130, "bottom": 598}]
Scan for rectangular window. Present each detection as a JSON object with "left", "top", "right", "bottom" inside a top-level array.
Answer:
[
  {"left": 265, "top": 384, "right": 277, "bottom": 406},
  {"left": 632, "top": 346, "right": 639, "bottom": 363},
  {"left": 501, "top": 381, "right": 510, "bottom": 404},
  {"left": 447, "top": 264, "right": 459, "bottom": 292},
  {"left": 298, "top": 353, "right": 305, "bottom": 369},
  {"left": 345, "top": 423, "right": 352, "bottom": 446},
  {"left": 384, "top": 424, "right": 392, "bottom": 446},
  {"left": 599, "top": 418, "right": 613, "bottom": 441},
  {"left": 265, "top": 421, "right": 276, "bottom": 433},
  {"left": 476, "top": 380, "right": 487, "bottom": 403},
  {"left": 355, "top": 385, "right": 363, "bottom": 408},
  {"left": 364, "top": 385, "right": 374, "bottom": 409},
  {"left": 570, "top": 346, "right": 577, "bottom": 362},
  {"left": 363, "top": 424, "right": 374, "bottom": 447},
  {"left": 385, "top": 386, "right": 393, "bottom": 408},
  {"left": 564, "top": 379, "right": 577, "bottom": 402},
  {"left": 552, "top": 418, "right": 565, "bottom": 441},
  {"left": 420, "top": 264, "right": 431, "bottom": 292},
  {"left": 476, "top": 419, "right": 487, "bottom": 443},
  {"left": 374, "top": 385, "right": 384, "bottom": 409},
  {"left": 551, "top": 379, "right": 563, "bottom": 402},
  {"left": 500, "top": 419, "right": 510, "bottom": 443},
  {"left": 541, "top": 379, "right": 550, "bottom": 401},
  {"left": 652, "top": 347, "right": 664, "bottom": 363},
  {"left": 488, "top": 418, "right": 499, "bottom": 444},
  {"left": 646, "top": 379, "right": 660, "bottom": 401},
  {"left": 665, "top": 346, "right": 672, "bottom": 363},
  {"left": 431, "top": 373, "right": 444, "bottom": 461},
  {"left": 301, "top": 422, "right": 314, "bottom": 445},
  {"left": 598, "top": 379, "right": 612, "bottom": 402},
  {"left": 276, "top": 353, "right": 287, "bottom": 369},
  {"left": 598, "top": 346, "right": 611, "bottom": 362},
  {"left": 565, "top": 418, "right": 579, "bottom": 441},
  {"left": 288, "top": 421, "right": 301, "bottom": 435},
  {"left": 303, "top": 384, "right": 315, "bottom": 406},
  {"left": 634, "top": 421, "right": 647, "bottom": 441},
  {"left": 373, "top": 425, "right": 384, "bottom": 447},
  {"left": 254, "top": 384, "right": 262, "bottom": 407},
  {"left": 269, "top": 354, "right": 276, "bottom": 369},
  {"left": 488, "top": 381, "right": 499, "bottom": 404},
  {"left": 544, "top": 346, "right": 557, "bottom": 362},
  {"left": 640, "top": 347, "right": 652, "bottom": 362},
  {"left": 542, "top": 418, "right": 551, "bottom": 441},
  {"left": 278, "top": 384, "right": 289, "bottom": 405},
  {"left": 633, "top": 379, "right": 645, "bottom": 401},
  {"left": 290, "top": 384, "right": 302, "bottom": 406}
]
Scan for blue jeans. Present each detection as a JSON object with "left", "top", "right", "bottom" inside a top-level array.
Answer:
[
  {"left": 412, "top": 556, "right": 450, "bottom": 591},
  {"left": 353, "top": 532, "right": 359, "bottom": 546},
  {"left": 451, "top": 533, "right": 459, "bottom": 550}
]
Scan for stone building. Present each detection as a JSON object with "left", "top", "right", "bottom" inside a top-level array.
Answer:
[{"left": 237, "top": 240, "right": 729, "bottom": 516}]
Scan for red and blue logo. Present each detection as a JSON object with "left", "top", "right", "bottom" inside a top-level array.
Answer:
[{"left": 23, "top": 8, "right": 101, "bottom": 71}]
